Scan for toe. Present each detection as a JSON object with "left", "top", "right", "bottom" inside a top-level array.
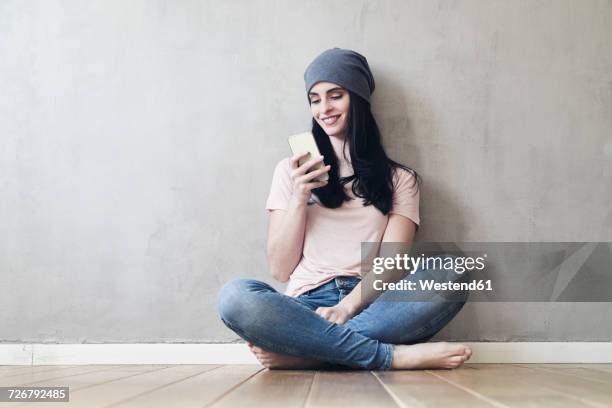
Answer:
[{"left": 449, "top": 355, "right": 465, "bottom": 367}]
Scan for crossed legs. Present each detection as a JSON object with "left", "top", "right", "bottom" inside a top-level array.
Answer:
[{"left": 217, "top": 277, "right": 471, "bottom": 370}]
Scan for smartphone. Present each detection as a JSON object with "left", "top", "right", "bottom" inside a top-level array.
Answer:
[{"left": 287, "top": 132, "right": 329, "bottom": 181}]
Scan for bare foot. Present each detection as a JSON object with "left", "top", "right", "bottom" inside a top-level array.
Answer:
[
  {"left": 391, "top": 342, "right": 472, "bottom": 370},
  {"left": 247, "top": 342, "right": 329, "bottom": 370}
]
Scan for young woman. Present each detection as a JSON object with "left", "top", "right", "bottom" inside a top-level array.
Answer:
[{"left": 217, "top": 48, "right": 471, "bottom": 370}]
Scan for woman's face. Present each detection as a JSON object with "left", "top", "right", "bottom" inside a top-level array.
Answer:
[{"left": 308, "top": 82, "right": 350, "bottom": 138}]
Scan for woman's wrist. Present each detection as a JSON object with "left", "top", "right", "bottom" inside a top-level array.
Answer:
[
  {"left": 338, "top": 297, "right": 361, "bottom": 317},
  {"left": 288, "top": 194, "right": 310, "bottom": 209}
]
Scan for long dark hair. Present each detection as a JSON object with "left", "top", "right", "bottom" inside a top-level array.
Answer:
[{"left": 311, "top": 91, "right": 421, "bottom": 214}]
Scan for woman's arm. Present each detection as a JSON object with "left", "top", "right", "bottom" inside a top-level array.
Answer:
[
  {"left": 315, "top": 213, "right": 417, "bottom": 323},
  {"left": 266, "top": 203, "right": 307, "bottom": 283},
  {"left": 267, "top": 153, "right": 330, "bottom": 282}
]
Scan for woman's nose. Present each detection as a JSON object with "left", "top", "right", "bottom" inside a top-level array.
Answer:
[{"left": 320, "top": 99, "right": 333, "bottom": 113}]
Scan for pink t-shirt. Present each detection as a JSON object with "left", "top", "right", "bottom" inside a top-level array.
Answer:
[{"left": 265, "top": 156, "right": 420, "bottom": 298}]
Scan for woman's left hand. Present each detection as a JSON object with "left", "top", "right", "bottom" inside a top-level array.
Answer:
[{"left": 315, "top": 304, "right": 354, "bottom": 324}]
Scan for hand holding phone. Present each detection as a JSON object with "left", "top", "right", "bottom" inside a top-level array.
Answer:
[
  {"left": 288, "top": 132, "right": 329, "bottom": 182},
  {"left": 287, "top": 132, "right": 330, "bottom": 204}
]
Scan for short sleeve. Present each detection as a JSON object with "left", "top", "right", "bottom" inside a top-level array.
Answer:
[
  {"left": 390, "top": 168, "right": 420, "bottom": 226},
  {"left": 265, "top": 158, "right": 293, "bottom": 211}
]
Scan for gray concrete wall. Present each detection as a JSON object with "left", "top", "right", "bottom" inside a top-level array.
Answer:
[{"left": 1, "top": 0, "right": 611, "bottom": 343}]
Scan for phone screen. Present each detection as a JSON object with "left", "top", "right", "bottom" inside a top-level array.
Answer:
[{"left": 287, "top": 132, "right": 329, "bottom": 181}]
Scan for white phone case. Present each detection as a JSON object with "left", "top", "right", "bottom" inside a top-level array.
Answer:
[{"left": 287, "top": 132, "right": 329, "bottom": 181}]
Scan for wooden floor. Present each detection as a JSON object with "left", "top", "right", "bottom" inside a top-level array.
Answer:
[{"left": 1, "top": 364, "right": 611, "bottom": 407}]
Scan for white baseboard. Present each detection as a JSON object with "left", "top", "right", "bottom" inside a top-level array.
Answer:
[{"left": 0, "top": 343, "right": 611, "bottom": 365}]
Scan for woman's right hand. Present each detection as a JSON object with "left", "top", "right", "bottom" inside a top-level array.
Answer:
[{"left": 289, "top": 151, "right": 331, "bottom": 205}]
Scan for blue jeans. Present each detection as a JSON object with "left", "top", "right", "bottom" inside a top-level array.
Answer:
[{"left": 217, "top": 257, "right": 468, "bottom": 370}]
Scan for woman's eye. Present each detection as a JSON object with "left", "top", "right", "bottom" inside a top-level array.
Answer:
[{"left": 311, "top": 95, "right": 342, "bottom": 104}]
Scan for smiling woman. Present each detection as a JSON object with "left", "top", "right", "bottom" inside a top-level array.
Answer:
[
  {"left": 308, "top": 84, "right": 349, "bottom": 137},
  {"left": 217, "top": 48, "right": 471, "bottom": 371}
]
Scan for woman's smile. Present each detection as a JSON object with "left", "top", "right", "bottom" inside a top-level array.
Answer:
[{"left": 322, "top": 114, "right": 341, "bottom": 126}]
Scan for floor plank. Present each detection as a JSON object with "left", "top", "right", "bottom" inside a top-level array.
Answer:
[
  {"left": 510, "top": 365, "right": 612, "bottom": 405},
  {"left": 0, "top": 364, "right": 610, "bottom": 407},
  {"left": 1, "top": 366, "right": 168, "bottom": 407},
  {"left": 210, "top": 369, "right": 315, "bottom": 408},
  {"left": 0, "top": 365, "right": 98, "bottom": 378},
  {"left": 375, "top": 368, "right": 496, "bottom": 407},
  {"left": 59, "top": 365, "right": 220, "bottom": 407},
  {"left": 582, "top": 364, "right": 612, "bottom": 374},
  {"left": 517, "top": 364, "right": 612, "bottom": 384},
  {"left": 0, "top": 365, "right": 123, "bottom": 387},
  {"left": 18, "top": 365, "right": 165, "bottom": 390},
  {"left": 305, "top": 371, "right": 397, "bottom": 408},
  {"left": 0, "top": 366, "right": 37, "bottom": 374},
  {"left": 432, "top": 364, "right": 610, "bottom": 407},
  {"left": 110, "top": 365, "right": 262, "bottom": 407},
  {"left": 0, "top": 366, "right": 49, "bottom": 376}
]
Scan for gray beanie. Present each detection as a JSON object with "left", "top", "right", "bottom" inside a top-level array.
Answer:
[{"left": 304, "top": 47, "right": 375, "bottom": 103}]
